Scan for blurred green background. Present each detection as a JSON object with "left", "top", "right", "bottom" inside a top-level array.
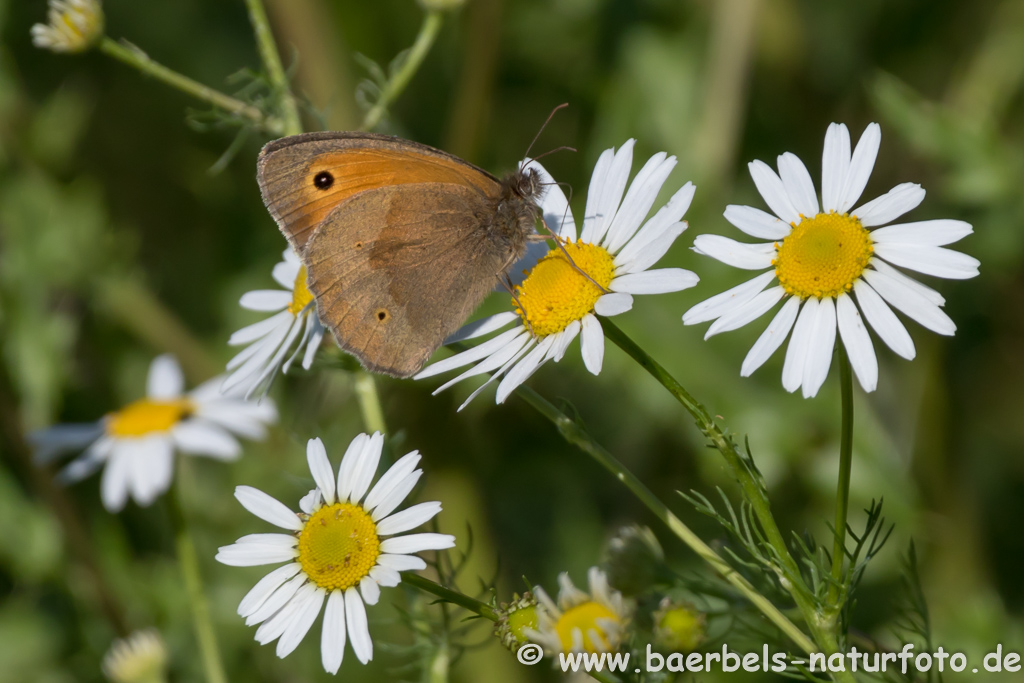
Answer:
[{"left": 2, "top": 0, "right": 1023, "bottom": 680}]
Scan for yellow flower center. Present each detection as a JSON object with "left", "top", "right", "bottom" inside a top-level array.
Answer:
[
  {"left": 555, "top": 601, "right": 619, "bottom": 653},
  {"left": 297, "top": 502, "right": 381, "bottom": 591},
  {"left": 773, "top": 212, "right": 873, "bottom": 300},
  {"left": 507, "top": 605, "right": 539, "bottom": 645},
  {"left": 106, "top": 399, "right": 193, "bottom": 437},
  {"left": 288, "top": 265, "right": 314, "bottom": 316},
  {"left": 514, "top": 241, "right": 615, "bottom": 337}
]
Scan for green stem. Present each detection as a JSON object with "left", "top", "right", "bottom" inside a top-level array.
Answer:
[
  {"left": 353, "top": 368, "right": 388, "bottom": 434},
  {"left": 403, "top": 573, "right": 498, "bottom": 621},
  {"left": 169, "top": 471, "right": 227, "bottom": 683},
  {"left": 828, "top": 347, "right": 855, "bottom": 605},
  {"left": 244, "top": 0, "right": 302, "bottom": 136},
  {"left": 98, "top": 37, "right": 278, "bottom": 133},
  {"left": 361, "top": 11, "right": 444, "bottom": 131},
  {"left": 515, "top": 386, "right": 817, "bottom": 655}
]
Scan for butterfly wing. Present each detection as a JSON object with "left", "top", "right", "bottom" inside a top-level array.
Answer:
[
  {"left": 304, "top": 182, "right": 515, "bottom": 377},
  {"left": 257, "top": 132, "right": 502, "bottom": 251}
]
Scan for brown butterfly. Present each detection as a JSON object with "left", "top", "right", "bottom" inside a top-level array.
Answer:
[{"left": 256, "top": 132, "right": 544, "bottom": 378}]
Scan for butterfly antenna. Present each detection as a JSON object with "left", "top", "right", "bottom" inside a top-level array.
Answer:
[{"left": 523, "top": 103, "right": 569, "bottom": 160}]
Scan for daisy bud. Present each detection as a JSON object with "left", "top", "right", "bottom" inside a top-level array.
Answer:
[
  {"left": 652, "top": 598, "right": 705, "bottom": 653},
  {"left": 31, "top": 0, "right": 104, "bottom": 54},
  {"left": 603, "top": 524, "right": 665, "bottom": 596},
  {"left": 493, "top": 592, "right": 539, "bottom": 652},
  {"left": 101, "top": 630, "right": 167, "bottom": 683}
]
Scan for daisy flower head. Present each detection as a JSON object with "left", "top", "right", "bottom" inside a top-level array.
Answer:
[
  {"left": 31, "top": 0, "right": 104, "bottom": 54},
  {"left": 683, "top": 123, "right": 980, "bottom": 397},
  {"left": 524, "top": 567, "right": 631, "bottom": 656},
  {"left": 101, "top": 629, "right": 167, "bottom": 683},
  {"left": 215, "top": 433, "right": 455, "bottom": 674},
  {"left": 32, "top": 354, "right": 277, "bottom": 512},
  {"left": 415, "top": 140, "right": 698, "bottom": 409},
  {"left": 224, "top": 249, "right": 326, "bottom": 399}
]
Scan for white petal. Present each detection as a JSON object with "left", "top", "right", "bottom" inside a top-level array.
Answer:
[
  {"left": 359, "top": 576, "right": 380, "bottom": 606},
  {"left": 853, "top": 280, "right": 916, "bottom": 360},
  {"left": 238, "top": 563, "right": 302, "bottom": 617},
  {"left": 273, "top": 256, "right": 300, "bottom": 289},
  {"left": 379, "top": 533, "right": 456, "bottom": 555},
  {"left": 748, "top": 160, "right": 800, "bottom": 224},
  {"left": 235, "top": 486, "right": 303, "bottom": 531},
  {"left": 100, "top": 448, "right": 132, "bottom": 512},
  {"left": 610, "top": 268, "right": 699, "bottom": 294},
  {"left": 370, "top": 566, "right": 401, "bottom": 588},
  {"left": 579, "top": 147, "right": 615, "bottom": 244},
  {"left": 821, "top": 122, "right": 852, "bottom": 212},
  {"left": 301, "top": 323, "right": 324, "bottom": 370},
  {"left": 306, "top": 438, "right": 336, "bottom": 505},
  {"left": 228, "top": 310, "right": 293, "bottom": 346},
  {"left": 195, "top": 403, "right": 269, "bottom": 440},
  {"left": 869, "top": 219, "right": 973, "bottom": 247},
  {"left": 457, "top": 341, "right": 532, "bottom": 410},
  {"left": 838, "top": 123, "right": 881, "bottom": 212},
  {"left": 414, "top": 327, "right": 526, "bottom": 379},
  {"left": 376, "top": 501, "right": 443, "bottom": 536},
  {"left": 800, "top": 297, "right": 837, "bottom": 398},
  {"left": 370, "top": 470, "right": 423, "bottom": 522},
  {"left": 432, "top": 333, "right": 531, "bottom": 394},
  {"left": 528, "top": 158, "right": 577, "bottom": 241},
  {"left": 495, "top": 335, "right": 557, "bottom": 404},
  {"left": 870, "top": 258, "right": 945, "bottom": 306},
  {"left": 131, "top": 437, "right": 174, "bottom": 506},
  {"left": 549, "top": 319, "right": 580, "bottom": 362},
  {"left": 444, "top": 312, "right": 519, "bottom": 345},
  {"left": 215, "top": 541, "right": 298, "bottom": 566},
  {"left": 777, "top": 153, "right": 819, "bottom": 217},
  {"left": 836, "top": 293, "right": 878, "bottom": 392},
  {"left": 873, "top": 243, "right": 980, "bottom": 280},
  {"left": 256, "top": 582, "right": 315, "bottom": 645},
  {"left": 321, "top": 590, "right": 347, "bottom": 674},
  {"left": 172, "top": 421, "right": 240, "bottom": 460},
  {"left": 692, "top": 235, "right": 776, "bottom": 270},
  {"left": 246, "top": 575, "right": 305, "bottom": 627},
  {"left": 862, "top": 269, "right": 956, "bottom": 335},
  {"left": 240, "top": 290, "right": 292, "bottom": 312},
  {"left": 586, "top": 140, "right": 635, "bottom": 246},
  {"left": 298, "top": 488, "right": 320, "bottom": 515},
  {"left": 580, "top": 314, "right": 604, "bottom": 375},
  {"left": 604, "top": 153, "right": 677, "bottom": 253},
  {"left": 345, "top": 588, "right": 373, "bottom": 664},
  {"left": 364, "top": 451, "right": 421, "bottom": 512},
  {"left": 376, "top": 554, "right": 427, "bottom": 572},
  {"left": 723, "top": 205, "right": 791, "bottom": 240},
  {"left": 277, "top": 587, "right": 325, "bottom": 658},
  {"left": 57, "top": 436, "right": 112, "bottom": 484},
  {"left": 853, "top": 183, "right": 925, "bottom": 227},
  {"left": 705, "top": 287, "right": 785, "bottom": 339},
  {"left": 782, "top": 299, "right": 815, "bottom": 393},
  {"left": 347, "top": 432, "right": 383, "bottom": 504},
  {"left": 336, "top": 433, "right": 369, "bottom": 503},
  {"left": 593, "top": 292, "right": 633, "bottom": 316},
  {"left": 741, "top": 296, "right": 801, "bottom": 376},
  {"left": 682, "top": 270, "right": 776, "bottom": 325},
  {"left": 147, "top": 354, "right": 184, "bottom": 399}
]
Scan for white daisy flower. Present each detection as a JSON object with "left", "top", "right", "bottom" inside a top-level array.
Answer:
[
  {"left": 224, "top": 249, "right": 326, "bottom": 398},
  {"left": 31, "top": 354, "right": 277, "bottom": 512},
  {"left": 525, "top": 567, "right": 631, "bottom": 655},
  {"left": 102, "top": 629, "right": 167, "bottom": 683},
  {"left": 683, "top": 123, "right": 980, "bottom": 397},
  {"left": 215, "top": 433, "right": 455, "bottom": 674},
  {"left": 415, "top": 140, "right": 698, "bottom": 409},
  {"left": 31, "top": 0, "right": 103, "bottom": 54}
]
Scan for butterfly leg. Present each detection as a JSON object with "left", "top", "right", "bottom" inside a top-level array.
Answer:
[{"left": 498, "top": 274, "right": 536, "bottom": 338}]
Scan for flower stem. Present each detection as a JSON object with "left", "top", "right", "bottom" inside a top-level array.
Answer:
[
  {"left": 169, "top": 470, "right": 227, "bottom": 683},
  {"left": 98, "top": 37, "right": 278, "bottom": 133},
  {"left": 243, "top": 0, "right": 302, "bottom": 136},
  {"left": 403, "top": 573, "right": 498, "bottom": 621},
  {"left": 361, "top": 11, "right": 444, "bottom": 131},
  {"left": 354, "top": 368, "right": 388, "bottom": 434},
  {"left": 514, "top": 385, "right": 817, "bottom": 655},
  {"left": 828, "top": 347, "right": 855, "bottom": 605}
]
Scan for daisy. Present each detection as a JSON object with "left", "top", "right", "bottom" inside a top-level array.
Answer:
[
  {"left": 524, "top": 567, "right": 631, "bottom": 655},
  {"left": 31, "top": 354, "right": 277, "bottom": 512},
  {"left": 224, "top": 249, "right": 326, "bottom": 398},
  {"left": 415, "top": 140, "right": 698, "bottom": 408},
  {"left": 31, "top": 0, "right": 103, "bottom": 54},
  {"left": 683, "top": 123, "right": 980, "bottom": 397},
  {"left": 101, "top": 629, "right": 167, "bottom": 683},
  {"left": 215, "top": 433, "right": 455, "bottom": 674}
]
